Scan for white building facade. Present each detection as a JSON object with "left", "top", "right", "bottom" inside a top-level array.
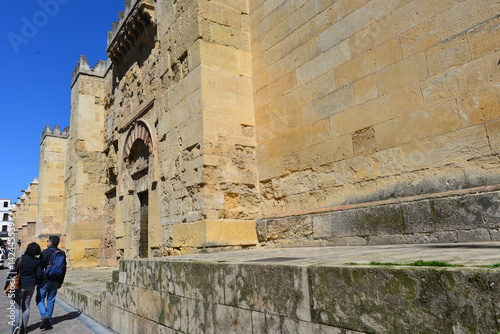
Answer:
[{"left": 0, "top": 199, "right": 14, "bottom": 244}]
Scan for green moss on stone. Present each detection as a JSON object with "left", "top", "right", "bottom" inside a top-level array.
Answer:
[
  {"left": 78, "top": 293, "right": 88, "bottom": 307},
  {"left": 112, "top": 270, "right": 119, "bottom": 282}
]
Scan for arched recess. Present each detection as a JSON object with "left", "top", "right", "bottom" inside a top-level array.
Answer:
[
  {"left": 124, "top": 121, "right": 152, "bottom": 160},
  {"left": 123, "top": 120, "right": 156, "bottom": 258},
  {"left": 123, "top": 119, "right": 158, "bottom": 181}
]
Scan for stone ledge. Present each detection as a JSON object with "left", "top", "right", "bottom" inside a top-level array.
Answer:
[
  {"left": 172, "top": 219, "right": 258, "bottom": 249},
  {"left": 257, "top": 185, "right": 500, "bottom": 247}
]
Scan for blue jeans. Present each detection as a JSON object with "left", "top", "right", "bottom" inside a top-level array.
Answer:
[{"left": 36, "top": 280, "right": 59, "bottom": 323}]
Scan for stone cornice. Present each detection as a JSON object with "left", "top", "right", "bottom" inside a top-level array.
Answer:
[{"left": 106, "top": 0, "right": 156, "bottom": 65}]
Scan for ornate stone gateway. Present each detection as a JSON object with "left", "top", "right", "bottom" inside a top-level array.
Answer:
[
  {"left": 124, "top": 121, "right": 152, "bottom": 179},
  {"left": 123, "top": 121, "right": 154, "bottom": 258}
]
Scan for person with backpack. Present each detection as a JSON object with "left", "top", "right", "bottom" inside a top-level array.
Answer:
[{"left": 36, "top": 235, "right": 66, "bottom": 330}]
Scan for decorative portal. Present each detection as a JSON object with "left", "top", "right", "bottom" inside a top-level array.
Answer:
[
  {"left": 123, "top": 121, "right": 153, "bottom": 258},
  {"left": 124, "top": 122, "right": 152, "bottom": 177}
]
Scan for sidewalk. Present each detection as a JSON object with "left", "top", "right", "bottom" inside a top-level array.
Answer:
[{"left": 0, "top": 267, "right": 115, "bottom": 334}]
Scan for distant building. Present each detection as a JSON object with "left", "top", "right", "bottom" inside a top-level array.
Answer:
[{"left": 0, "top": 199, "right": 14, "bottom": 244}]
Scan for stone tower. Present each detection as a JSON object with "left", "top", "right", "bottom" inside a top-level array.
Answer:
[
  {"left": 37, "top": 125, "right": 69, "bottom": 245},
  {"left": 64, "top": 57, "right": 110, "bottom": 267}
]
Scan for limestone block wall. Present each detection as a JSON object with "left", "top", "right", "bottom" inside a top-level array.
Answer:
[
  {"left": 59, "top": 259, "right": 500, "bottom": 334},
  {"left": 257, "top": 185, "right": 500, "bottom": 247},
  {"left": 105, "top": 0, "right": 259, "bottom": 254},
  {"left": 197, "top": 0, "right": 260, "bottom": 227},
  {"left": 11, "top": 203, "right": 21, "bottom": 242},
  {"left": 251, "top": 0, "right": 500, "bottom": 216},
  {"left": 156, "top": 0, "right": 206, "bottom": 253},
  {"left": 160, "top": 0, "right": 259, "bottom": 251},
  {"left": 13, "top": 195, "right": 28, "bottom": 244},
  {"left": 25, "top": 182, "right": 39, "bottom": 231},
  {"left": 16, "top": 179, "right": 39, "bottom": 244},
  {"left": 60, "top": 0, "right": 500, "bottom": 262},
  {"left": 37, "top": 129, "right": 68, "bottom": 245},
  {"left": 66, "top": 59, "right": 109, "bottom": 267}
]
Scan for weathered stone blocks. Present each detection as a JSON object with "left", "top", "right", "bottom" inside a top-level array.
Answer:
[
  {"left": 310, "top": 266, "right": 500, "bottom": 333},
  {"left": 60, "top": 258, "right": 500, "bottom": 334},
  {"left": 258, "top": 188, "right": 500, "bottom": 247}
]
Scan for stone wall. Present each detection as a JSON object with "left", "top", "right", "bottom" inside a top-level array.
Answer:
[
  {"left": 257, "top": 185, "right": 500, "bottom": 247},
  {"left": 27, "top": 0, "right": 500, "bottom": 263},
  {"left": 251, "top": 0, "right": 500, "bottom": 216},
  {"left": 37, "top": 127, "right": 68, "bottom": 246},
  {"left": 59, "top": 258, "right": 500, "bottom": 333},
  {"left": 99, "top": 0, "right": 259, "bottom": 259},
  {"left": 65, "top": 58, "right": 110, "bottom": 267},
  {"left": 13, "top": 178, "right": 39, "bottom": 245},
  {"left": 164, "top": 0, "right": 260, "bottom": 251}
]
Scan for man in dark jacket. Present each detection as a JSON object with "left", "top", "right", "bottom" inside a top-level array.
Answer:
[{"left": 35, "top": 236, "right": 66, "bottom": 330}]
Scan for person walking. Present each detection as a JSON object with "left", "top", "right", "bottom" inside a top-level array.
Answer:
[
  {"left": 4, "top": 242, "right": 42, "bottom": 334},
  {"left": 36, "top": 236, "right": 67, "bottom": 330}
]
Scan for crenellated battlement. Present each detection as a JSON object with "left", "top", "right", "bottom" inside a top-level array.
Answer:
[
  {"left": 107, "top": 0, "right": 139, "bottom": 46},
  {"left": 71, "top": 55, "right": 111, "bottom": 87},
  {"left": 41, "top": 124, "right": 69, "bottom": 142}
]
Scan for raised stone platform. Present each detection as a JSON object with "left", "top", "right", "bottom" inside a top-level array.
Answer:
[
  {"left": 59, "top": 243, "right": 500, "bottom": 333},
  {"left": 257, "top": 185, "right": 500, "bottom": 248}
]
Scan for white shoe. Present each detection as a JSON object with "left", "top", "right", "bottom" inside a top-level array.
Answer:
[{"left": 12, "top": 326, "right": 21, "bottom": 334}]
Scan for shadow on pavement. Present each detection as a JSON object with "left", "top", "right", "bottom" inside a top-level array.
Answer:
[
  {"left": 25, "top": 311, "right": 81, "bottom": 332},
  {"left": 53, "top": 311, "right": 82, "bottom": 324}
]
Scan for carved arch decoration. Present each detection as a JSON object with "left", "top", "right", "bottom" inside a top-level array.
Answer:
[
  {"left": 124, "top": 121, "right": 151, "bottom": 160},
  {"left": 122, "top": 119, "right": 158, "bottom": 184}
]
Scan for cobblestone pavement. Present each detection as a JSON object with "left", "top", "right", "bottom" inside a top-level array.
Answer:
[{"left": 0, "top": 266, "right": 114, "bottom": 334}]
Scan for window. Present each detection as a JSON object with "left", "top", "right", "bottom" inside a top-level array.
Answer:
[
  {"left": 1, "top": 226, "right": 6, "bottom": 232},
  {"left": 3, "top": 201, "right": 7, "bottom": 207},
  {"left": 2, "top": 214, "right": 8, "bottom": 221}
]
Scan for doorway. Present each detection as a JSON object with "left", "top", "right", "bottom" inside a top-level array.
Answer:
[{"left": 138, "top": 191, "right": 149, "bottom": 258}]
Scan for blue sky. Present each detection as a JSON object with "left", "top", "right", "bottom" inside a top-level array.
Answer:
[{"left": 0, "top": 1, "right": 125, "bottom": 202}]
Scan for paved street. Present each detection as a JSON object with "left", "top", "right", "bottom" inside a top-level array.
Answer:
[{"left": 0, "top": 265, "right": 114, "bottom": 334}]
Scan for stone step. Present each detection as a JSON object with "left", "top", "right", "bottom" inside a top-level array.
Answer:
[{"left": 257, "top": 184, "right": 500, "bottom": 247}]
